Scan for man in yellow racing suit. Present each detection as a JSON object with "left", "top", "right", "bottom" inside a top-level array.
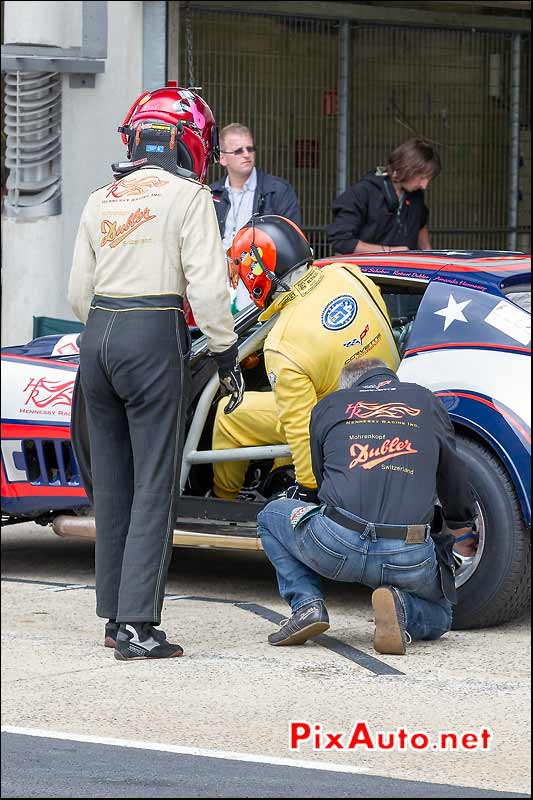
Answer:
[{"left": 212, "top": 215, "right": 400, "bottom": 501}]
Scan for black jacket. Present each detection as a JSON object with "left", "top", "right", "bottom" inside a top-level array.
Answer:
[
  {"left": 327, "top": 170, "right": 429, "bottom": 254},
  {"left": 310, "top": 368, "right": 475, "bottom": 528},
  {"left": 210, "top": 168, "right": 302, "bottom": 235}
]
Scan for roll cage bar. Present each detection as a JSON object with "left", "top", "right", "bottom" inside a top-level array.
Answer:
[{"left": 180, "top": 305, "right": 291, "bottom": 493}]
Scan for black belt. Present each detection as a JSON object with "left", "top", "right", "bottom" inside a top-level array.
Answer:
[
  {"left": 91, "top": 294, "right": 183, "bottom": 312},
  {"left": 324, "top": 506, "right": 428, "bottom": 544}
]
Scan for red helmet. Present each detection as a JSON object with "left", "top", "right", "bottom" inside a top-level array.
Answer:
[
  {"left": 229, "top": 215, "right": 313, "bottom": 309},
  {"left": 119, "top": 82, "right": 219, "bottom": 182}
]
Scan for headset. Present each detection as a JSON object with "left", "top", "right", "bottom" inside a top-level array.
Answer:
[{"left": 249, "top": 214, "right": 291, "bottom": 295}]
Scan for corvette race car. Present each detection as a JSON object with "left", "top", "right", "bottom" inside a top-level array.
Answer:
[{"left": 1, "top": 250, "right": 531, "bottom": 630}]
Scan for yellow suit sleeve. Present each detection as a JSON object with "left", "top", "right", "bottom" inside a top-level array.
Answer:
[{"left": 265, "top": 350, "right": 318, "bottom": 489}]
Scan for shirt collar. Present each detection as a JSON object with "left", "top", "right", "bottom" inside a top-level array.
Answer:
[{"left": 225, "top": 167, "right": 257, "bottom": 193}]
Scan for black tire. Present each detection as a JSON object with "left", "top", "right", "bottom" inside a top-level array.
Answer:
[{"left": 452, "top": 436, "right": 531, "bottom": 629}]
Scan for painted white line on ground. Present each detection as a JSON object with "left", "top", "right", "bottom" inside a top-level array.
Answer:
[
  {"left": 1, "top": 726, "right": 370, "bottom": 775},
  {"left": 164, "top": 594, "right": 194, "bottom": 600},
  {"left": 47, "top": 584, "right": 90, "bottom": 592}
]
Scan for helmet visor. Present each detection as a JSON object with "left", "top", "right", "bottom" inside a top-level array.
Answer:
[{"left": 227, "top": 248, "right": 240, "bottom": 290}]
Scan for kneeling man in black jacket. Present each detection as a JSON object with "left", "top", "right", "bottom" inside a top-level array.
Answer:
[{"left": 258, "top": 357, "right": 477, "bottom": 654}]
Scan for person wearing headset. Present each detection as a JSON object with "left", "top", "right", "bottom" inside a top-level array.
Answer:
[
  {"left": 210, "top": 124, "right": 302, "bottom": 314},
  {"left": 211, "top": 214, "right": 400, "bottom": 503},
  {"left": 68, "top": 84, "right": 244, "bottom": 661}
]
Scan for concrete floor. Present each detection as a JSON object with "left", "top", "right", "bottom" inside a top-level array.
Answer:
[{"left": 1, "top": 522, "right": 531, "bottom": 795}]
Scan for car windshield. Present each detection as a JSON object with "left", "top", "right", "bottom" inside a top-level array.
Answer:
[{"left": 380, "top": 288, "right": 426, "bottom": 356}]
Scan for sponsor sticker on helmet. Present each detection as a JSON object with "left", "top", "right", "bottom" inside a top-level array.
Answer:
[
  {"left": 239, "top": 247, "right": 264, "bottom": 274},
  {"left": 321, "top": 295, "right": 358, "bottom": 331}
]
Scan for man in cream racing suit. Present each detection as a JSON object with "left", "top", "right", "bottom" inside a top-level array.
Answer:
[
  {"left": 212, "top": 215, "right": 400, "bottom": 502},
  {"left": 68, "top": 84, "right": 243, "bottom": 661}
]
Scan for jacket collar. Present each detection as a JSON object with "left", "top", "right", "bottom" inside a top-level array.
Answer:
[
  {"left": 211, "top": 168, "right": 274, "bottom": 198},
  {"left": 356, "top": 367, "right": 399, "bottom": 387},
  {"left": 258, "top": 267, "right": 323, "bottom": 322}
]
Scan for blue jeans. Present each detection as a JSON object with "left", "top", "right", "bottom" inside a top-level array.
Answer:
[{"left": 257, "top": 499, "right": 453, "bottom": 642}]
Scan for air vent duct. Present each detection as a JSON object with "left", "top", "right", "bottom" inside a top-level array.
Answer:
[{"left": 4, "top": 71, "right": 61, "bottom": 217}]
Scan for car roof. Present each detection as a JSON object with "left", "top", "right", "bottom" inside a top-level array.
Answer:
[{"left": 314, "top": 250, "right": 531, "bottom": 291}]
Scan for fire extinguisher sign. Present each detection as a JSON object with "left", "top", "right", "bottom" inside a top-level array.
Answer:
[{"left": 323, "top": 90, "right": 338, "bottom": 116}]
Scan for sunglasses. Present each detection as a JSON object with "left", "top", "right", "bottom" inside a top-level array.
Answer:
[{"left": 220, "top": 146, "right": 256, "bottom": 156}]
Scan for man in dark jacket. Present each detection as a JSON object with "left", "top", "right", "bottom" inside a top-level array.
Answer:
[
  {"left": 327, "top": 139, "right": 441, "bottom": 256},
  {"left": 210, "top": 123, "right": 301, "bottom": 313},
  {"left": 257, "top": 357, "right": 477, "bottom": 655}
]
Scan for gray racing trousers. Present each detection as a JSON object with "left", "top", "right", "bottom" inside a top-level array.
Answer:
[{"left": 79, "top": 294, "right": 191, "bottom": 625}]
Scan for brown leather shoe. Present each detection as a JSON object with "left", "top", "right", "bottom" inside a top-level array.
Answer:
[{"left": 372, "top": 586, "right": 408, "bottom": 655}]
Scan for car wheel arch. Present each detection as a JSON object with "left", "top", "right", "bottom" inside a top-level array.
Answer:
[
  {"left": 446, "top": 424, "right": 531, "bottom": 628},
  {"left": 450, "top": 417, "right": 530, "bottom": 532}
]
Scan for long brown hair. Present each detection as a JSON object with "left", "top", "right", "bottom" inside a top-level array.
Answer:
[{"left": 387, "top": 139, "right": 441, "bottom": 182}]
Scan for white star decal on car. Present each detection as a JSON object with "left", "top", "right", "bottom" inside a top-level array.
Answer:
[{"left": 434, "top": 294, "right": 472, "bottom": 331}]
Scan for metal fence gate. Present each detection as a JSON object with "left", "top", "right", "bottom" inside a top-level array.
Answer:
[{"left": 176, "top": 5, "right": 531, "bottom": 257}]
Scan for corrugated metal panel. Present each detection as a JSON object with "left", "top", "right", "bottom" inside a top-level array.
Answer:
[
  {"left": 348, "top": 25, "right": 516, "bottom": 251},
  {"left": 176, "top": 6, "right": 530, "bottom": 254},
  {"left": 3, "top": 71, "right": 61, "bottom": 218},
  {"left": 518, "top": 34, "right": 531, "bottom": 251}
]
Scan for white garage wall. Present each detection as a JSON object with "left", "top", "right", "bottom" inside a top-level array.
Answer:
[{"left": 1, "top": 1, "right": 144, "bottom": 346}]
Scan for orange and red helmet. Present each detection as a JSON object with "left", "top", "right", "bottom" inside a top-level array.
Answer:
[
  {"left": 118, "top": 82, "right": 219, "bottom": 182},
  {"left": 228, "top": 215, "right": 313, "bottom": 309}
]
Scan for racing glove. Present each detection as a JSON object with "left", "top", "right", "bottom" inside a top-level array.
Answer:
[
  {"left": 214, "top": 343, "right": 245, "bottom": 415},
  {"left": 286, "top": 483, "right": 319, "bottom": 503}
]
